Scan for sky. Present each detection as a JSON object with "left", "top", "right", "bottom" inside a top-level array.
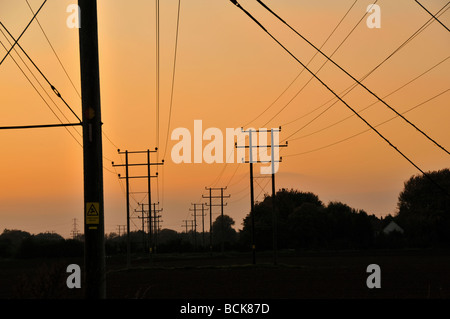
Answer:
[{"left": 0, "top": 0, "right": 449, "bottom": 239}]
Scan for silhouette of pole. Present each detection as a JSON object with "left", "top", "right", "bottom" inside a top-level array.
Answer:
[
  {"left": 204, "top": 188, "right": 213, "bottom": 254},
  {"left": 201, "top": 203, "right": 206, "bottom": 247},
  {"left": 270, "top": 129, "right": 278, "bottom": 265},
  {"left": 237, "top": 128, "right": 287, "bottom": 265},
  {"left": 249, "top": 130, "right": 256, "bottom": 264},
  {"left": 79, "top": 0, "right": 105, "bottom": 299},
  {"left": 125, "top": 151, "right": 130, "bottom": 268},
  {"left": 204, "top": 188, "right": 229, "bottom": 253}
]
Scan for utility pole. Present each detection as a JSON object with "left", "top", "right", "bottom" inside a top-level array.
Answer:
[
  {"left": 136, "top": 203, "right": 148, "bottom": 252},
  {"left": 203, "top": 188, "right": 214, "bottom": 254},
  {"left": 236, "top": 127, "right": 287, "bottom": 265},
  {"left": 204, "top": 188, "right": 230, "bottom": 253},
  {"left": 116, "top": 225, "right": 126, "bottom": 237},
  {"left": 182, "top": 219, "right": 195, "bottom": 246},
  {"left": 189, "top": 203, "right": 201, "bottom": 251},
  {"left": 201, "top": 203, "right": 207, "bottom": 248},
  {"left": 190, "top": 203, "right": 208, "bottom": 248},
  {"left": 112, "top": 149, "right": 163, "bottom": 265},
  {"left": 203, "top": 187, "right": 230, "bottom": 253},
  {"left": 182, "top": 220, "right": 189, "bottom": 234},
  {"left": 79, "top": 0, "right": 105, "bottom": 299},
  {"left": 152, "top": 202, "right": 163, "bottom": 253}
]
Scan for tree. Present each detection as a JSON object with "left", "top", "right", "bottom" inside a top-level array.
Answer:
[
  {"left": 212, "top": 215, "right": 237, "bottom": 248},
  {"left": 239, "top": 189, "right": 325, "bottom": 250},
  {"left": 288, "top": 202, "right": 327, "bottom": 249},
  {"left": 0, "top": 229, "right": 31, "bottom": 257},
  {"left": 395, "top": 168, "right": 450, "bottom": 247}
]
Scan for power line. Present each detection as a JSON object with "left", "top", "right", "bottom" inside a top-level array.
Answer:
[
  {"left": 229, "top": 0, "right": 449, "bottom": 195},
  {"left": 0, "top": 38, "right": 83, "bottom": 146},
  {"left": 261, "top": 0, "right": 371, "bottom": 128},
  {"left": 163, "top": 0, "right": 182, "bottom": 160},
  {"left": 241, "top": 0, "right": 359, "bottom": 128},
  {"left": 0, "top": 123, "right": 81, "bottom": 130},
  {"left": 288, "top": 55, "right": 450, "bottom": 142},
  {"left": 0, "top": 21, "right": 81, "bottom": 122},
  {"left": 0, "top": 0, "right": 47, "bottom": 65},
  {"left": 156, "top": 0, "right": 160, "bottom": 149},
  {"left": 254, "top": 0, "right": 450, "bottom": 156},
  {"left": 415, "top": 0, "right": 450, "bottom": 32},
  {"left": 217, "top": 0, "right": 435, "bottom": 192},
  {"left": 280, "top": 4, "right": 450, "bottom": 131},
  {"left": 284, "top": 88, "right": 450, "bottom": 157},
  {"left": 25, "top": 0, "right": 81, "bottom": 98},
  {"left": 0, "top": 29, "right": 80, "bottom": 127},
  {"left": 210, "top": 0, "right": 368, "bottom": 190},
  {"left": 25, "top": 0, "right": 123, "bottom": 177}
]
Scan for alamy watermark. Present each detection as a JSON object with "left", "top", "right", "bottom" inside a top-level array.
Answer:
[
  {"left": 366, "top": 4, "right": 381, "bottom": 29},
  {"left": 66, "top": 4, "right": 80, "bottom": 29},
  {"left": 170, "top": 120, "right": 283, "bottom": 174}
]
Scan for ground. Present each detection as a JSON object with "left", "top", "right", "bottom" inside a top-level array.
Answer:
[{"left": 1, "top": 249, "right": 450, "bottom": 299}]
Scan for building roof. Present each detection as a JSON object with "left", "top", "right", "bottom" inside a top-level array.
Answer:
[{"left": 383, "top": 221, "right": 404, "bottom": 234}]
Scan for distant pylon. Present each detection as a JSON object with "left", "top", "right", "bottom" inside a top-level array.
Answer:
[{"left": 71, "top": 218, "right": 80, "bottom": 240}]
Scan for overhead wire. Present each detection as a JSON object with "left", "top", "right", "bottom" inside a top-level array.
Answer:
[
  {"left": 155, "top": 0, "right": 161, "bottom": 207},
  {"left": 161, "top": 0, "right": 182, "bottom": 210},
  {"left": 0, "top": 0, "right": 46, "bottom": 65},
  {"left": 163, "top": 0, "right": 181, "bottom": 160},
  {"left": 254, "top": 0, "right": 450, "bottom": 156},
  {"left": 284, "top": 88, "right": 450, "bottom": 157},
  {"left": 0, "top": 21, "right": 81, "bottom": 123},
  {"left": 288, "top": 55, "right": 450, "bottom": 142},
  {"left": 261, "top": 0, "right": 371, "bottom": 128},
  {"left": 212, "top": 1, "right": 361, "bottom": 189},
  {"left": 280, "top": 3, "right": 450, "bottom": 132},
  {"left": 414, "top": 0, "right": 450, "bottom": 32},
  {"left": 241, "top": 0, "right": 359, "bottom": 128},
  {"left": 229, "top": 0, "right": 449, "bottom": 195},
  {"left": 0, "top": 36, "right": 82, "bottom": 147},
  {"left": 25, "top": 0, "right": 81, "bottom": 98}
]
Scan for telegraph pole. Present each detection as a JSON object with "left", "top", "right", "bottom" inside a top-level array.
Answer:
[
  {"left": 182, "top": 220, "right": 189, "bottom": 234},
  {"left": 201, "top": 203, "right": 207, "bottom": 247},
  {"left": 147, "top": 148, "right": 157, "bottom": 255},
  {"left": 203, "top": 187, "right": 230, "bottom": 253},
  {"left": 237, "top": 127, "right": 287, "bottom": 265},
  {"left": 203, "top": 188, "right": 214, "bottom": 254},
  {"left": 190, "top": 203, "right": 207, "bottom": 248},
  {"left": 136, "top": 203, "right": 148, "bottom": 252},
  {"left": 182, "top": 219, "right": 195, "bottom": 246},
  {"left": 113, "top": 149, "right": 163, "bottom": 263},
  {"left": 152, "top": 202, "right": 163, "bottom": 252},
  {"left": 79, "top": 0, "right": 105, "bottom": 299},
  {"left": 189, "top": 203, "right": 201, "bottom": 251},
  {"left": 116, "top": 225, "right": 126, "bottom": 237}
]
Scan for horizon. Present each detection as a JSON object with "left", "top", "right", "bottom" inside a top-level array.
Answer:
[{"left": 1, "top": 0, "right": 449, "bottom": 240}]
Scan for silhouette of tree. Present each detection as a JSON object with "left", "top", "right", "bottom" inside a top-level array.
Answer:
[
  {"left": 212, "top": 215, "right": 237, "bottom": 248},
  {"left": 396, "top": 168, "right": 450, "bottom": 247}
]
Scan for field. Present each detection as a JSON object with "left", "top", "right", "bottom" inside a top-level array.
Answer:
[{"left": 1, "top": 249, "right": 450, "bottom": 300}]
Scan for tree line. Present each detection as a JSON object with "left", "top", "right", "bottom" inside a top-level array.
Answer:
[{"left": 1, "top": 168, "right": 449, "bottom": 258}]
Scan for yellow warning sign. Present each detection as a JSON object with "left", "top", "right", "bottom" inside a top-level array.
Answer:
[{"left": 86, "top": 202, "right": 99, "bottom": 225}]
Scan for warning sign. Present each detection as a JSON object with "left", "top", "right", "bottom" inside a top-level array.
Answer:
[{"left": 86, "top": 202, "right": 100, "bottom": 225}]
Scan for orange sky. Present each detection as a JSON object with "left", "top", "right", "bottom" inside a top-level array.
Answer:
[{"left": 0, "top": 0, "right": 449, "bottom": 238}]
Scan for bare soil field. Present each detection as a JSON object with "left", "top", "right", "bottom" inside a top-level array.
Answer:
[{"left": 1, "top": 249, "right": 450, "bottom": 300}]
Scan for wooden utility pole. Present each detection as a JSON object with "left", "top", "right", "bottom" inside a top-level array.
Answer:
[
  {"left": 79, "top": 0, "right": 105, "bottom": 299},
  {"left": 204, "top": 187, "right": 230, "bottom": 253},
  {"left": 189, "top": 203, "right": 201, "bottom": 251},
  {"left": 136, "top": 203, "right": 148, "bottom": 252},
  {"left": 237, "top": 127, "right": 287, "bottom": 265},
  {"left": 113, "top": 149, "right": 162, "bottom": 263}
]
